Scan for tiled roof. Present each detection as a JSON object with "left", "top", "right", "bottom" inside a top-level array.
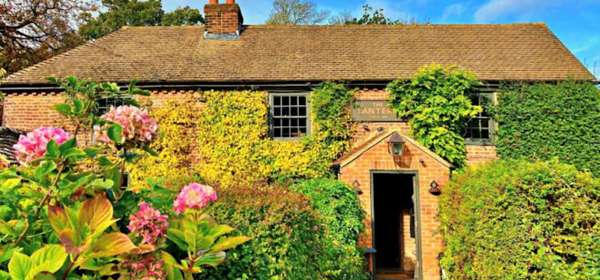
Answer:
[{"left": 3, "top": 23, "right": 595, "bottom": 85}]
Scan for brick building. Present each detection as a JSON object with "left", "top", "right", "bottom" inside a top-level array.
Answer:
[{"left": 0, "top": 1, "right": 595, "bottom": 279}]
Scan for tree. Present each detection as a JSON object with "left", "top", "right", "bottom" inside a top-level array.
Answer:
[
  {"left": 266, "top": 0, "right": 329, "bottom": 25},
  {"left": 0, "top": 0, "right": 92, "bottom": 73},
  {"left": 79, "top": 0, "right": 203, "bottom": 40},
  {"left": 345, "top": 4, "right": 410, "bottom": 25}
]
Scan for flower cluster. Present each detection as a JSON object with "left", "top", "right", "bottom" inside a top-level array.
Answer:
[
  {"left": 13, "top": 127, "right": 71, "bottom": 164},
  {"left": 95, "top": 105, "right": 158, "bottom": 144},
  {"left": 122, "top": 255, "right": 166, "bottom": 280},
  {"left": 173, "top": 183, "right": 217, "bottom": 214},
  {"left": 128, "top": 202, "right": 169, "bottom": 245}
]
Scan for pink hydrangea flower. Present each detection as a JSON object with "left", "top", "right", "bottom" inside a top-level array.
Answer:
[
  {"left": 123, "top": 254, "right": 166, "bottom": 280},
  {"left": 173, "top": 183, "right": 218, "bottom": 214},
  {"left": 94, "top": 105, "right": 158, "bottom": 144},
  {"left": 13, "top": 127, "right": 71, "bottom": 164},
  {"left": 128, "top": 202, "right": 169, "bottom": 245}
]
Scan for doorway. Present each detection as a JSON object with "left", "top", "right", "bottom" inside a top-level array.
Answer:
[{"left": 372, "top": 172, "right": 420, "bottom": 279}]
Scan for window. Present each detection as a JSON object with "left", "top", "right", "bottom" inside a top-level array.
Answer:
[
  {"left": 95, "top": 96, "right": 132, "bottom": 116},
  {"left": 269, "top": 93, "right": 309, "bottom": 138},
  {"left": 463, "top": 93, "right": 494, "bottom": 143}
]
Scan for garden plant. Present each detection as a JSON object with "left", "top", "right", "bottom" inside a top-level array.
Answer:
[{"left": 0, "top": 77, "right": 249, "bottom": 279}]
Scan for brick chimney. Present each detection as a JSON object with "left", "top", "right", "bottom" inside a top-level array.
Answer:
[{"left": 204, "top": 0, "right": 244, "bottom": 40}]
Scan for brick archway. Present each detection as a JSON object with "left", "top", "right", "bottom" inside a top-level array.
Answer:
[{"left": 336, "top": 130, "right": 451, "bottom": 280}]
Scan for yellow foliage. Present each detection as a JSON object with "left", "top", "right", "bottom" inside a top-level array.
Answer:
[{"left": 128, "top": 96, "right": 201, "bottom": 191}]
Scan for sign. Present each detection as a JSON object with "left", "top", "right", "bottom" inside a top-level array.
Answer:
[{"left": 352, "top": 100, "right": 403, "bottom": 122}]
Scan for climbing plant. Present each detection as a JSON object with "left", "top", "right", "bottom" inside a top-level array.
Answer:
[{"left": 387, "top": 64, "right": 481, "bottom": 168}]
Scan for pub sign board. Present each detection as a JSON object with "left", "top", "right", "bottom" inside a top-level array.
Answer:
[{"left": 352, "top": 100, "right": 403, "bottom": 122}]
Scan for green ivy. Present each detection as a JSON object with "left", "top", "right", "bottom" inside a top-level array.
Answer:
[
  {"left": 440, "top": 160, "right": 600, "bottom": 279},
  {"left": 387, "top": 64, "right": 481, "bottom": 168},
  {"left": 493, "top": 81, "right": 600, "bottom": 176}
]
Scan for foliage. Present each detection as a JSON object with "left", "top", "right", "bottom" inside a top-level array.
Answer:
[
  {"left": 129, "top": 97, "right": 201, "bottom": 191},
  {"left": 440, "top": 160, "right": 600, "bottom": 279},
  {"left": 387, "top": 64, "right": 482, "bottom": 168},
  {"left": 266, "top": 0, "right": 330, "bottom": 25},
  {"left": 194, "top": 86, "right": 354, "bottom": 188},
  {"left": 493, "top": 81, "right": 600, "bottom": 176},
  {"left": 0, "top": 77, "right": 247, "bottom": 279},
  {"left": 0, "top": 0, "right": 92, "bottom": 73},
  {"left": 199, "top": 186, "right": 325, "bottom": 280},
  {"left": 290, "top": 178, "right": 367, "bottom": 280},
  {"left": 79, "top": 0, "right": 203, "bottom": 40},
  {"left": 345, "top": 4, "right": 405, "bottom": 25}
]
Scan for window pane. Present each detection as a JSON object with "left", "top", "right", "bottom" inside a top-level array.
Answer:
[
  {"left": 291, "top": 96, "right": 297, "bottom": 105},
  {"left": 299, "top": 118, "right": 306, "bottom": 127},
  {"left": 291, "top": 107, "right": 298, "bottom": 116},
  {"left": 273, "top": 128, "right": 282, "bottom": 137},
  {"left": 282, "top": 96, "right": 289, "bottom": 105},
  {"left": 282, "top": 107, "right": 289, "bottom": 116},
  {"left": 274, "top": 118, "right": 281, "bottom": 127},
  {"left": 299, "top": 107, "right": 306, "bottom": 116},
  {"left": 274, "top": 96, "right": 281, "bottom": 106},
  {"left": 274, "top": 107, "right": 281, "bottom": 116},
  {"left": 299, "top": 96, "right": 306, "bottom": 105}
]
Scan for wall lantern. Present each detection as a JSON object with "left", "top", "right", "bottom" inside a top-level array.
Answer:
[
  {"left": 387, "top": 132, "right": 405, "bottom": 157},
  {"left": 429, "top": 180, "right": 442, "bottom": 195}
]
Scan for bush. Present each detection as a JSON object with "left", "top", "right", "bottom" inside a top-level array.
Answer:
[
  {"left": 440, "top": 160, "right": 600, "bottom": 279},
  {"left": 201, "top": 186, "right": 326, "bottom": 280},
  {"left": 291, "top": 178, "right": 367, "bottom": 280},
  {"left": 494, "top": 81, "right": 600, "bottom": 176}
]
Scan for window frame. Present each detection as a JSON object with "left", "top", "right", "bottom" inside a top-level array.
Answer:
[
  {"left": 464, "top": 92, "right": 496, "bottom": 146},
  {"left": 268, "top": 92, "right": 311, "bottom": 140}
]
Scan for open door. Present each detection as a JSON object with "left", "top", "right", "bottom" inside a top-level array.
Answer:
[{"left": 372, "top": 172, "right": 421, "bottom": 280}]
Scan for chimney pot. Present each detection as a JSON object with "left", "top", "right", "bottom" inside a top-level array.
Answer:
[
  {"left": 208, "top": 0, "right": 218, "bottom": 4},
  {"left": 226, "top": 0, "right": 235, "bottom": 3}
]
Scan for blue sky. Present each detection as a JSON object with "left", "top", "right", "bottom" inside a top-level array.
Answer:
[{"left": 163, "top": 0, "right": 600, "bottom": 78}]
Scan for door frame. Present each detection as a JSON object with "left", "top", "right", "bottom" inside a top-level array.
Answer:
[{"left": 370, "top": 170, "right": 424, "bottom": 280}]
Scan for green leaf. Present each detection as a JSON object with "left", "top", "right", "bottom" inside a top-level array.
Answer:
[
  {"left": 107, "top": 125, "right": 123, "bottom": 144},
  {"left": 79, "top": 195, "right": 115, "bottom": 234},
  {"left": 209, "top": 236, "right": 251, "bottom": 253},
  {"left": 29, "top": 245, "right": 67, "bottom": 276},
  {"left": 72, "top": 99, "right": 84, "bottom": 114},
  {"left": 54, "top": 104, "right": 72, "bottom": 116},
  {"left": 45, "top": 141, "right": 60, "bottom": 159},
  {"left": 166, "top": 229, "right": 188, "bottom": 252},
  {"left": 194, "top": 251, "right": 225, "bottom": 268},
  {"left": 34, "top": 161, "right": 57, "bottom": 179},
  {"left": 83, "top": 148, "right": 98, "bottom": 158},
  {"left": 8, "top": 252, "right": 31, "bottom": 280},
  {"left": 1, "top": 178, "right": 21, "bottom": 191},
  {"left": 59, "top": 138, "right": 77, "bottom": 153}
]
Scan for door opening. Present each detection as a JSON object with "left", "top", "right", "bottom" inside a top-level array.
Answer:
[{"left": 373, "top": 173, "right": 418, "bottom": 278}]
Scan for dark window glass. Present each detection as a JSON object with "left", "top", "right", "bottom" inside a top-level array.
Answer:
[
  {"left": 464, "top": 93, "right": 493, "bottom": 142},
  {"left": 270, "top": 94, "right": 309, "bottom": 138},
  {"left": 96, "top": 97, "right": 132, "bottom": 116}
]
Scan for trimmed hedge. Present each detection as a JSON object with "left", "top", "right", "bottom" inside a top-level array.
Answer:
[
  {"left": 200, "top": 187, "right": 325, "bottom": 280},
  {"left": 291, "top": 178, "right": 367, "bottom": 280},
  {"left": 440, "top": 160, "right": 600, "bottom": 279},
  {"left": 494, "top": 81, "right": 600, "bottom": 176}
]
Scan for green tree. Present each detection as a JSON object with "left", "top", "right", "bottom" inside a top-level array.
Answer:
[
  {"left": 266, "top": 0, "right": 329, "bottom": 25},
  {"left": 387, "top": 64, "right": 481, "bottom": 167},
  {"left": 79, "top": 0, "right": 203, "bottom": 40}
]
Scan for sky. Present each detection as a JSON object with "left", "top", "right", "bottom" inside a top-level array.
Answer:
[{"left": 163, "top": 0, "right": 600, "bottom": 78}]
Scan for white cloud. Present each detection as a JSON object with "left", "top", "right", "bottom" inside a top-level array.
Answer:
[
  {"left": 474, "top": 0, "right": 563, "bottom": 22},
  {"left": 441, "top": 3, "right": 466, "bottom": 20}
]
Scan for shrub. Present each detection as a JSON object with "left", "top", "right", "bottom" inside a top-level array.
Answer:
[
  {"left": 494, "top": 81, "right": 600, "bottom": 176},
  {"left": 387, "top": 64, "right": 482, "bottom": 168},
  {"left": 200, "top": 186, "right": 325, "bottom": 280},
  {"left": 290, "top": 178, "right": 367, "bottom": 280},
  {"left": 440, "top": 160, "right": 600, "bottom": 279}
]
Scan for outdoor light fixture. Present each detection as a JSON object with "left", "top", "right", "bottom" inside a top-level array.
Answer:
[
  {"left": 387, "top": 132, "right": 405, "bottom": 157},
  {"left": 429, "top": 180, "right": 441, "bottom": 195},
  {"left": 352, "top": 180, "right": 363, "bottom": 195}
]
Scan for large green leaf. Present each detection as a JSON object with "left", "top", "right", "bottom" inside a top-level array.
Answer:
[
  {"left": 107, "top": 125, "right": 123, "bottom": 144},
  {"left": 8, "top": 252, "right": 31, "bottom": 280},
  {"left": 194, "top": 251, "right": 225, "bottom": 268},
  {"left": 45, "top": 141, "right": 60, "bottom": 159},
  {"left": 166, "top": 228, "right": 188, "bottom": 252},
  {"left": 47, "top": 206, "right": 70, "bottom": 234},
  {"left": 209, "top": 236, "right": 251, "bottom": 253},
  {"left": 34, "top": 161, "right": 57, "bottom": 179},
  {"left": 1, "top": 178, "right": 21, "bottom": 191},
  {"left": 28, "top": 245, "right": 67, "bottom": 278}
]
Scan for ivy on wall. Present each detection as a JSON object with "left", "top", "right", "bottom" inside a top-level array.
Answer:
[
  {"left": 387, "top": 64, "right": 481, "bottom": 168},
  {"left": 493, "top": 81, "right": 600, "bottom": 176},
  {"left": 130, "top": 83, "right": 355, "bottom": 189}
]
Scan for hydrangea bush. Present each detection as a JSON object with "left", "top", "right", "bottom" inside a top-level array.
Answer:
[{"left": 0, "top": 77, "right": 249, "bottom": 280}]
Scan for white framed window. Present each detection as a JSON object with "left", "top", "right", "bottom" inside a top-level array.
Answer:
[
  {"left": 269, "top": 92, "right": 310, "bottom": 139},
  {"left": 464, "top": 92, "right": 495, "bottom": 144}
]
